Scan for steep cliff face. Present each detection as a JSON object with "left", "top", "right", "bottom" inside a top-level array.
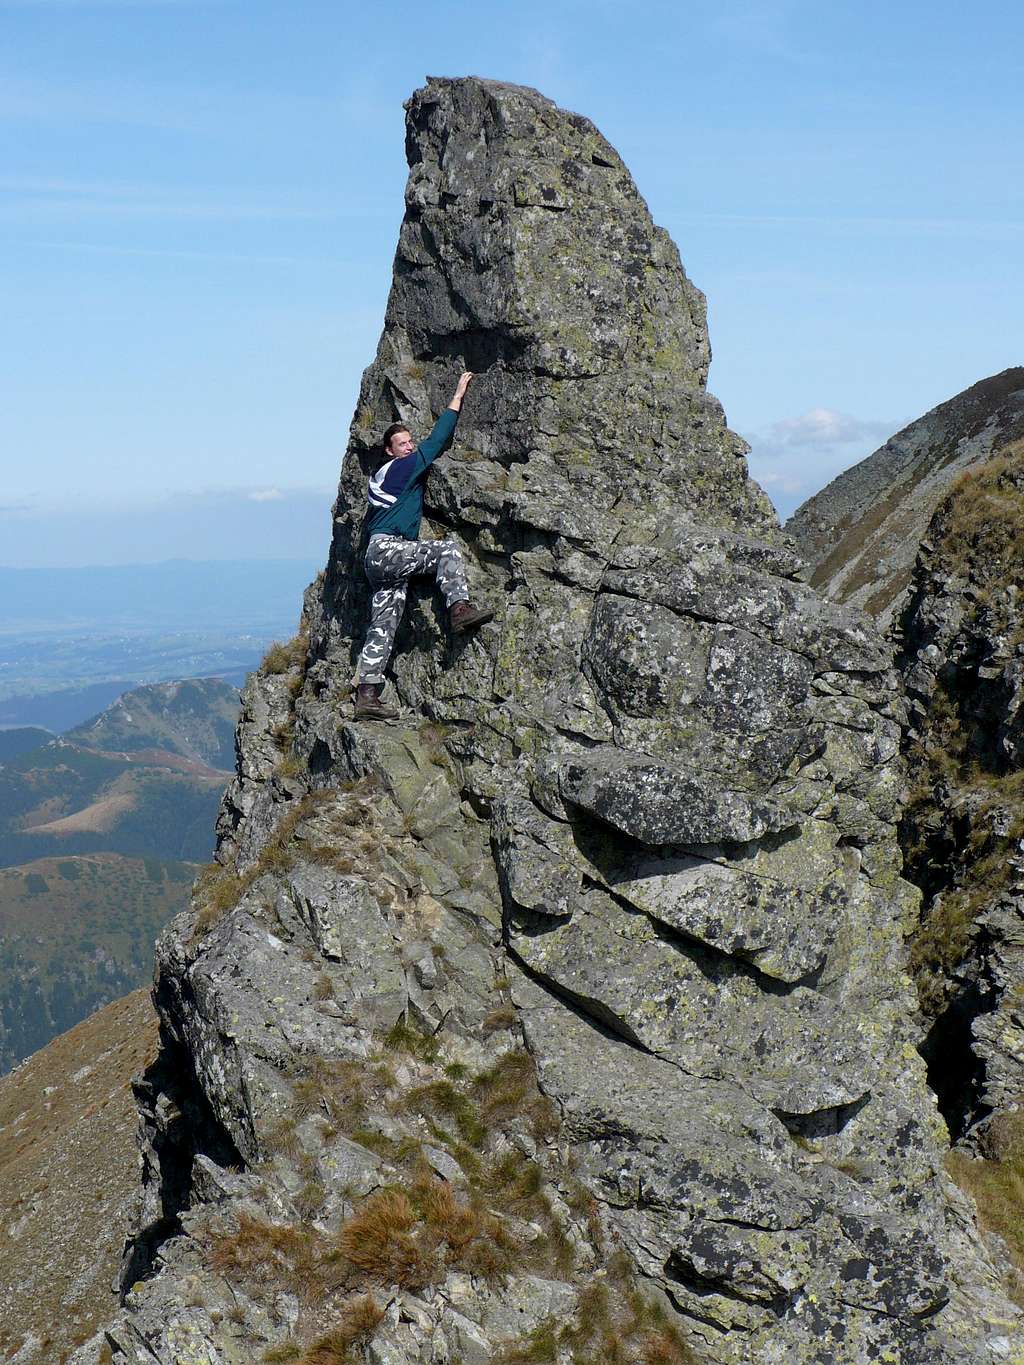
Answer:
[
  {"left": 786, "top": 369, "right": 1024, "bottom": 626},
  {"left": 106, "top": 80, "right": 1022, "bottom": 1365},
  {"left": 897, "top": 450, "right": 1024, "bottom": 1149}
]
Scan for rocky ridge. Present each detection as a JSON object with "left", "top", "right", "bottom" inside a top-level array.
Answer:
[
  {"left": 786, "top": 369, "right": 1024, "bottom": 625},
  {"left": 896, "top": 449, "right": 1024, "bottom": 1147},
  {"left": 103, "top": 79, "right": 1024, "bottom": 1364}
]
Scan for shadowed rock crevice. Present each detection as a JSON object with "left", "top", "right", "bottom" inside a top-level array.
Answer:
[
  {"left": 771, "top": 1093, "right": 872, "bottom": 1141},
  {"left": 119, "top": 1022, "right": 243, "bottom": 1294}
]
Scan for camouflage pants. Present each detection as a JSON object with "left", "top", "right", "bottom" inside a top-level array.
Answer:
[{"left": 357, "top": 534, "right": 470, "bottom": 684}]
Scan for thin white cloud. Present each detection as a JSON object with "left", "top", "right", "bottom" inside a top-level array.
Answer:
[
  {"left": 767, "top": 407, "right": 895, "bottom": 448},
  {"left": 25, "top": 239, "right": 356, "bottom": 267},
  {"left": 674, "top": 209, "right": 1024, "bottom": 242},
  {"left": 247, "top": 489, "right": 285, "bottom": 503},
  {"left": 0, "top": 71, "right": 368, "bottom": 136},
  {"left": 1, "top": 0, "right": 223, "bottom": 7},
  {"left": 740, "top": 408, "right": 901, "bottom": 519}
]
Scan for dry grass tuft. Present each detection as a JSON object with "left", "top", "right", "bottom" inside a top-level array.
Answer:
[
  {"left": 264, "top": 1342, "right": 303, "bottom": 1361},
  {"left": 338, "top": 1189, "right": 430, "bottom": 1288},
  {"left": 476, "top": 1049, "right": 560, "bottom": 1142},
  {"left": 932, "top": 446, "right": 1024, "bottom": 589},
  {"left": 482, "top": 1004, "right": 518, "bottom": 1036},
  {"left": 191, "top": 791, "right": 343, "bottom": 937},
  {"left": 948, "top": 1111, "right": 1024, "bottom": 1305},
  {"left": 313, "top": 973, "right": 334, "bottom": 1002},
  {"left": 384, "top": 1016, "right": 441, "bottom": 1064},
  {"left": 263, "top": 633, "right": 310, "bottom": 677},
  {"left": 497, "top": 1255, "right": 697, "bottom": 1364},
  {"left": 404, "top": 1080, "right": 487, "bottom": 1148},
  {"left": 205, "top": 1211, "right": 333, "bottom": 1306},
  {"left": 298, "top": 1295, "right": 386, "bottom": 1363}
]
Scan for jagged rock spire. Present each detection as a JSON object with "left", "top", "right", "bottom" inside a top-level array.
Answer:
[{"left": 112, "top": 79, "right": 1022, "bottom": 1365}]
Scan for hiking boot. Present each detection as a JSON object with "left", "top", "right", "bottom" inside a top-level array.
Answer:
[
  {"left": 450, "top": 601, "right": 494, "bottom": 634},
  {"left": 353, "top": 682, "right": 398, "bottom": 721}
]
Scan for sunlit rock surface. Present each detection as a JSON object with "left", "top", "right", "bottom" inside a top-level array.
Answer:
[{"left": 107, "top": 79, "right": 1022, "bottom": 1365}]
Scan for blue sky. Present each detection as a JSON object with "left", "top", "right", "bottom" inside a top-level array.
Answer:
[{"left": 1, "top": 0, "right": 1022, "bottom": 564}]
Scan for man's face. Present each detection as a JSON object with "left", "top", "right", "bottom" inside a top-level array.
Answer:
[{"left": 388, "top": 429, "right": 416, "bottom": 458}]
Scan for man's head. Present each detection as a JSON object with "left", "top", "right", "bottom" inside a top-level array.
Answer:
[{"left": 382, "top": 423, "right": 415, "bottom": 458}]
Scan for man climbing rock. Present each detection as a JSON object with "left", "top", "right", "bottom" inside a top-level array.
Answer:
[{"left": 354, "top": 370, "right": 494, "bottom": 720}]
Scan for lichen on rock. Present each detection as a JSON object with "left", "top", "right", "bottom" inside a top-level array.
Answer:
[{"left": 106, "top": 77, "right": 1023, "bottom": 1364}]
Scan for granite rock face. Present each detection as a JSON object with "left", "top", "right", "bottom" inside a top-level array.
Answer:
[
  {"left": 109, "top": 79, "right": 1022, "bottom": 1364},
  {"left": 787, "top": 368, "right": 1024, "bottom": 626}
]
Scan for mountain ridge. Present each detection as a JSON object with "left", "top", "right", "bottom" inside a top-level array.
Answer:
[
  {"left": 97, "top": 77, "right": 1021, "bottom": 1365},
  {"left": 786, "top": 366, "right": 1024, "bottom": 623}
]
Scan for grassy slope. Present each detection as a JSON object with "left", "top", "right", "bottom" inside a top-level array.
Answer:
[
  {"left": 901, "top": 446, "right": 1024, "bottom": 1297},
  {"left": 0, "top": 740, "right": 226, "bottom": 868},
  {"left": 0, "top": 852, "right": 194, "bottom": 1073},
  {"left": 904, "top": 443, "right": 1024, "bottom": 1005},
  {"left": 0, "top": 989, "right": 158, "bottom": 1361},
  {"left": 0, "top": 728, "right": 53, "bottom": 761}
]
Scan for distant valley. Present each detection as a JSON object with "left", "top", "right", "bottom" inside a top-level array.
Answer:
[
  {"left": 0, "top": 674, "right": 245, "bottom": 1073},
  {"left": 0, "top": 557, "right": 317, "bottom": 726}
]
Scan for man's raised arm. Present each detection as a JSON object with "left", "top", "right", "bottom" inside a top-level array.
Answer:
[{"left": 416, "top": 371, "right": 475, "bottom": 466}]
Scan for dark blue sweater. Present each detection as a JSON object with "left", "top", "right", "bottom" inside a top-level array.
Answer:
[{"left": 364, "top": 408, "right": 459, "bottom": 541}]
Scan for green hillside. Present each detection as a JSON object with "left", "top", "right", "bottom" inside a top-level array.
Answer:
[
  {"left": 0, "top": 854, "right": 194, "bottom": 1073},
  {"left": 0, "top": 678, "right": 234, "bottom": 1070},
  {"left": 0, "top": 739, "right": 225, "bottom": 868},
  {"left": 65, "top": 677, "right": 240, "bottom": 770},
  {"left": 0, "top": 728, "right": 52, "bottom": 760}
]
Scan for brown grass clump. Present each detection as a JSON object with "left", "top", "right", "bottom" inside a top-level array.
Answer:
[
  {"left": 336, "top": 1173, "right": 517, "bottom": 1291},
  {"left": 496, "top": 1256, "right": 697, "bottom": 1364},
  {"left": 482, "top": 1004, "right": 518, "bottom": 1036},
  {"left": 338, "top": 1189, "right": 430, "bottom": 1289},
  {"left": 947, "top": 1112, "right": 1024, "bottom": 1305},
  {"left": 476, "top": 1049, "right": 560, "bottom": 1142},
  {"left": 263, "top": 633, "right": 310, "bottom": 677},
  {"left": 298, "top": 1295, "right": 385, "bottom": 1364},
  {"left": 205, "top": 1212, "right": 336, "bottom": 1306}
]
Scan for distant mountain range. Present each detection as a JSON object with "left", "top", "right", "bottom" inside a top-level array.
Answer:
[
  {"left": 0, "top": 735, "right": 226, "bottom": 868},
  {"left": 64, "top": 676, "right": 240, "bottom": 770}
]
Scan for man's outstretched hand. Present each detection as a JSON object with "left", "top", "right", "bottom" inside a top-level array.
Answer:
[{"left": 448, "top": 370, "right": 475, "bottom": 412}]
